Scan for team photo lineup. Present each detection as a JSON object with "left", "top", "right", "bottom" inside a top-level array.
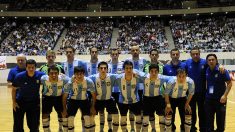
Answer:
[{"left": 8, "top": 44, "right": 232, "bottom": 132}]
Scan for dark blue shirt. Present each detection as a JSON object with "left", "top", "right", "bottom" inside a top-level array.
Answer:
[
  {"left": 163, "top": 61, "right": 186, "bottom": 76},
  {"left": 12, "top": 71, "right": 45, "bottom": 101},
  {"left": 7, "top": 66, "right": 26, "bottom": 82},
  {"left": 185, "top": 58, "right": 207, "bottom": 93},
  {"left": 206, "top": 65, "right": 230, "bottom": 101}
]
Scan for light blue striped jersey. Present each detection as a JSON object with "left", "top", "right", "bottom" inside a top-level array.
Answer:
[
  {"left": 64, "top": 77, "right": 95, "bottom": 100},
  {"left": 86, "top": 61, "right": 99, "bottom": 76},
  {"left": 115, "top": 73, "right": 144, "bottom": 104},
  {"left": 61, "top": 59, "right": 87, "bottom": 77},
  {"left": 144, "top": 74, "right": 171, "bottom": 97},
  {"left": 41, "top": 75, "right": 70, "bottom": 96},
  {"left": 165, "top": 77, "right": 195, "bottom": 98},
  {"left": 126, "top": 57, "right": 148, "bottom": 90},
  {"left": 108, "top": 61, "right": 123, "bottom": 93},
  {"left": 89, "top": 73, "right": 118, "bottom": 100}
]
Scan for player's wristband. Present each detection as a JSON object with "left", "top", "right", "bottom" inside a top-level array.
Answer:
[{"left": 166, "top": 104, "right": 171, "bottom": 108}]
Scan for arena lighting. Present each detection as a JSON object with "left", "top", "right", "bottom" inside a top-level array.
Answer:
[
  {"left": 98, "top": 16, "right": 101, "bottom": 19},
  {"left": 158, "top": 15, "right": 161, "bottom": 17},
  {"left": 1, "top": 17, "right": 4, "bottom": 19},
  {"left": 170, "top": 14, "right": 173, "bottom": 17},
  {"left": 146, "top": 15, "right": 148, "bottom": 17},
  {"left": 51, "top": 17, "right": 54, "bottom": 19},
  {"left": 197, "top": 14, "right": 200, "bottom": 16},
  {"left": 0, "top": 10, "right": 3, "bottom": 12},
  {"left": 14, "top": 17, "right": 17, "bottom": 19},
  {"left": 110, "top": 16, "right": 112, "bottom": 18},
  {"left": 74, "top": 17, "right": 78, "bottom": 19},
  {"left": 27, "top": 17, "right": 30, "bottom": 19},
  {"left": 122, "top": 16, "right": 124, "bottom": 18},
  {"left": 225, "top": 12, "right": 228, "bottom": 14},
  {"left": 187, "top": 7, "right": 190, "bottom": 9},
  {"left": 86, "top": 16, "right": 89, "bottom": 19},
  {"left": 63, "top": 17, "right": 66, "bottom": 19},
  {"left": 184, "top": 14, "right": 186, "bottom": 16},
  {"left": 210, "top": 13, "right": 213, "bottom": 15},
  {"left": 39, "top": 16, "right": 42, "bottom": 19},
  {"left": 134, "top": 16, "right": 136, "bottom": 18}
]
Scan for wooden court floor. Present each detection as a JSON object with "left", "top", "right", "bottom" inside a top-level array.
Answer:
[{"left": 0, "top": 82, "right": 235, "bottom": 132}]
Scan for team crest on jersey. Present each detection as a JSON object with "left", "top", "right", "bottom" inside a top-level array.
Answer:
[
  {"left": 155, "top": 85, "right": 160, "bottom": 89},
  {"left": 132, "top": 85, "right": 136, "bottom": 89},
  {"left": 122, "top": 85, "right": 125, "bottom": 90},
  {"left": 58, "top": 86, "right": 62, "bottom": 89},
  {"left": 215, "top": 74, "right": 218, "bottom": 78},
  {"left": 107, "top": 82, "right": 111, "bottom": 86}
]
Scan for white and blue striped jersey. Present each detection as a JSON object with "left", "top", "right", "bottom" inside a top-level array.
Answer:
[
  {"left": 144, "top": 74, "right": 172, "bottom": 97},
  {"left": 115, "top": 73, "right": 144, "bottom": 104},
  {"left": 64, "top": 77, "right": 95, "bottom": 100},
  {"left": 126, "top": 57, "right": 148, "bottom": 90},
  {"left": 41, "top": 75, "right": 70, "bottom": 96},
  {"left": 61, "top": 59, "right": 87, "bottom": 77},
  {"left": 86, "top": 61, "right": 99, "bottom": 76},
  {"left": 89, "top": 73, "right": 118, "bottom": 100},
  {"left": 165, "top": 77, "right": 195, "bottom": 98},
  {"left": 108, "top": 61, "right": 123, "bottom": 93},
  {"left": 108, "top": 62, "right": 123, "bottom": 74}
]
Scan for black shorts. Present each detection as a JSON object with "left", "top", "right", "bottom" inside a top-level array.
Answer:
[
  {"left": 67, "top": 99, "right": 90, "bottom": 116},
  {"left": 42, "top": 96, "right": 63, "bottom": 114},
  {"left": 143, "top": 96, "right": 165, "bottom": 116},
  {"left": 95, "top": 99, "right": 118, "bottom": 114},
  {"left": 118, "top": 102, "right": 141, "bottom": 116}
]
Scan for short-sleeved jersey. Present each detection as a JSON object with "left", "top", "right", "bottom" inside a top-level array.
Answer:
[
  {"left": 89, "top": 73, "right": 118, "bottom": 100},
  {"left": 206, "top": 65, "right": 231, "bottom": 101},
  {"left": 165, "top": 77, "right": 195, "bottom": 98},
  {"left": 7, "top": 66, "right": 25, "bottom": 83},
  {"left": 185, "top": 58, "right": 207, "bottom": 93},
  {"left": 39, "top": 63, "right": 65, "bottom": 74},
  {"left": 144, "top": 74, "right": 171, "bottom": 97},
  {"left": 64, "top": 77, "right": 95, "bottom": 100},
  {"left": 108, "top": 61, "right": 123, "bottom": 74},
  {"left": 61, "top": 59, "right": 87, "bottom": 77},
  {"left": 115, "top": 73, "right": 144, "bottom": 104},
  {"left": 86, "top": 61, "right": 99, "bottom": 76},
  {"left": 163, "top": 61, "right": 186, "bottom": 76},
  {"left": 108, "top": 61, "right": 123, "bottom": 93},
  {"left": 126, "top": 57, "right": 148, "bottom": 90},
  {"left": 41, "top": 75, "right": 70, "bottom": 96},
  {"left": 12, "top": 71, "right": 45, "bottom": 101}
]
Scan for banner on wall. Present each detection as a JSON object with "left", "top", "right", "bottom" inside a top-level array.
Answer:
[{"left": 0, "top": 56, "right": 7, "bottom": 70}]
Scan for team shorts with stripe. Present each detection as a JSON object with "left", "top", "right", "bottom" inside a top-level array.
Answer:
[
  {"left": 143, "top": 95, "right": 165, "bottom": 116},
  {"left": 42, "top": 95, "right": 63, "bottom": 114},
  {"left": 67, "top": 99, "right": 90, "bottom": 116},
  {"left": 118, "top": 102, "right": 142, "bottom": 116},
  {"left": 95, "top": 98, "right": 118, "bottom": 114}
]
